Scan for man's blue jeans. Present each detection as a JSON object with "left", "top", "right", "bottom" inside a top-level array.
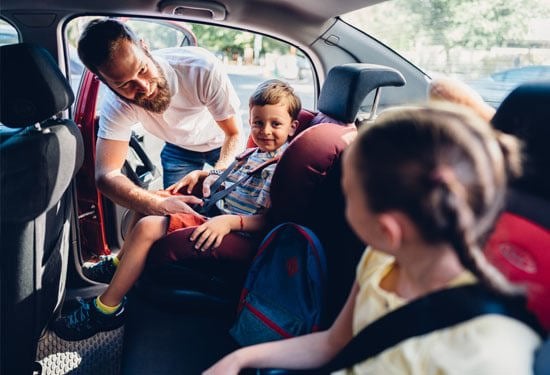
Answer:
[{"left": 160, "top": 143, "right": 221, "bottom": 188}]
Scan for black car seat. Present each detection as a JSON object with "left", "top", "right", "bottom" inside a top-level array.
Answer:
[
  {"left": 0, "top": 43, "right": 84, "bottom": 375},
  {"left": 484, "top": 81, "right": 550, "bottom": 332},
  {"left": 141, "top": 64, "right": 405, "bottom": 322}
]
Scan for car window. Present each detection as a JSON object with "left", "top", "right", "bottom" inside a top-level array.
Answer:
[
  {"left": 67, "top": 17, "right": 315, "bottom": 113},
  {"left": 342, "top": 0, "right": 550, "bottom": 108},
  {"left": 66, "top": 16, "right": 316, "bottom": 165},
  {"left": 0, "top": 18, "right": 19, "bottom": 46}
]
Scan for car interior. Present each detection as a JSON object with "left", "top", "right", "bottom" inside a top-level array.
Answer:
[
  {"left": 0, "top": 0, "right": 548, "bottom": 374},
  {"left": 0, "top": 43, "right": 84, "bottom": 375},
  {"left": 485, "top": 81, "right": 550, "bottom": 331}
]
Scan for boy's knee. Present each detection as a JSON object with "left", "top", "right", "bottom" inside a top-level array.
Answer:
[{"left": 134, "top": 215, "right": 168, "bottom": 239}]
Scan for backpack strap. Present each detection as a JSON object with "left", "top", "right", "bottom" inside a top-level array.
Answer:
[
  {"left": 243, "top": 284, "right": 543, "bottom": 375},
  {"left": 201, "top": 148, "right": 280, "bottom": 215}
]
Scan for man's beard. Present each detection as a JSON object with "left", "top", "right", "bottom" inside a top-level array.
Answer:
[{"left": 132, "top": 58, "right": 171, "bottom": 113}]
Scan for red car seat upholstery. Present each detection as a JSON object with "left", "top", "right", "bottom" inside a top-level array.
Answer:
[
  {"left": 485, "top": 82, "right": 550, "bottom": 330},
  {"left": 142, "top": 64, "right": 406, "bottom": 317}
]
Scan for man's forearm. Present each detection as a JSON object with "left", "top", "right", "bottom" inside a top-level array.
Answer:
[
  {"left": 97, "top": 172, "right": 165, "bottom": 215},
  {"left": 215, "top": 133, "right": 242, "bottom": 169}
]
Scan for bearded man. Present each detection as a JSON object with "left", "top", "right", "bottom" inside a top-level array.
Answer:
[{"left": 78, "top": 18, "right": 243, "bottom": 216}]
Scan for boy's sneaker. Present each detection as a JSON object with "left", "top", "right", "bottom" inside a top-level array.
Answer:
[
  {"left": 52, "top": 296, "right": 127, "bottom": 341},
  {"left": 82, "top": 255, "right": 117, "bottom": 283}
]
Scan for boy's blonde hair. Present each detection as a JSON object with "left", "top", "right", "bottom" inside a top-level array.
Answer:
[{"left": 249, "top": 79, "right": 302, "bottom": 120}]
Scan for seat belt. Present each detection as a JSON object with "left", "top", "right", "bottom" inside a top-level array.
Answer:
[
  {"left": 323, "top": 283, "right": 543, "bottom": 373},
  {"left": 243, "top": 284, "right": 543, "bottom": 375},
  {"left": 200, "top": 148, "right": 280, "bottom": 215}
]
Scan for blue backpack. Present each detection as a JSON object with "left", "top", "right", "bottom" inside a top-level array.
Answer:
[{"left": 230, "top": 222, "right": 328, "bottom": 347}]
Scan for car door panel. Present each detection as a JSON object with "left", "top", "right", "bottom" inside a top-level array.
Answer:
[{"left": 74, "top": 70, "right": 163, "bottom": 259}]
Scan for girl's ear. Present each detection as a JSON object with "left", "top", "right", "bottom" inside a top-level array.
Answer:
[
  {"left": 376, "top": 213, "right": 403, "bottom": 251},
  {"left": 289, "top": 120, "right": 299, "bottom": 136}
]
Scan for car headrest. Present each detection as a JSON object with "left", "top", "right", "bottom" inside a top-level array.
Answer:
[
  {"left": 491, "top": 82, "right": 550, "bottom": 200},
  {"left": 0, "top": 43, "right": 74, "bottom": 128},
  {"left": 269, "top": 123, "right": 356, "bottom": 223},
  {"left": 318, "top": 63, "right": 406, "bottom": 124}
]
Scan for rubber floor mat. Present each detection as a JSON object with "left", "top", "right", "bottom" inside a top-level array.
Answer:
[{"left": 36, "top": 327, "right": 124, "bottom": 374}]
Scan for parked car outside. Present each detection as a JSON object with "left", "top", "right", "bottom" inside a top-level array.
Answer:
[{"left": 469, "top": 65, "right": 550, "bottom": 107}]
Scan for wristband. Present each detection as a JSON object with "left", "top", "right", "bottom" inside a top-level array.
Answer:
[
  {"left": 209, "top": 169, "right": 224, "bottom": 176},
  {"left": 239, "top": 215, "right": 244, "bottom": 231}
]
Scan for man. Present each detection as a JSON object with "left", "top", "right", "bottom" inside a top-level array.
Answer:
[{"left": 78, "top": 18, "right": 243, "bottom": 215}]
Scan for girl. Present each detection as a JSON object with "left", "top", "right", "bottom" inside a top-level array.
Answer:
[{"left": 204, "top": 104, "right": 541, "bottom": 374}]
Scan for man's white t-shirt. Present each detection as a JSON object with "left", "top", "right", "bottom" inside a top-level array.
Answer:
[{"left": 98, "top": 46, "right": 242, "bottom": 152}]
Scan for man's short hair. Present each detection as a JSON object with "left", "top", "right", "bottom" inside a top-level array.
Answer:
[
  {"left": 78, "top": 18, "right": 141, "bottom": 76},
  {"left": 249, "top": 79, "right": 302, "bottom": 120}
]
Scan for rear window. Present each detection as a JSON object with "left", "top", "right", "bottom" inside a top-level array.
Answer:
[
  {"left": 342, "top": 0, "right": 550, "bottom": 107},
  {"left": 0, "top": 18, "right": 19, "bottom": 46}
]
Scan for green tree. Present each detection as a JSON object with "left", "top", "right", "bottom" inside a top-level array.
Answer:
[
  {"left": 190, "top": 24, "right": 254, "bottom": 58},
  {"left": 190, "top": 24, "right": 293, "bottom": 60},
  {"left": 399, "top": 0, "right": 548, "bottom": 66}
]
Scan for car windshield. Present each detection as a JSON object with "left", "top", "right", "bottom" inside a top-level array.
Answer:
[{"left": 342, "top": 0, "right": 550, "bottom": 107}]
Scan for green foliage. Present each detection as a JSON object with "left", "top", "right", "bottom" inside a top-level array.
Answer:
[
  {"left": 190, "top": 24, "right": 292, "bottom": 58},
  {"left": 398, "top": 0, "right": 548, "bottom": 50},
  {"left": 190, "top": 24, "right": 250, "bottom": 56},
  {"left": 127, "top": 20, "right": 185, "bottom": 50}
]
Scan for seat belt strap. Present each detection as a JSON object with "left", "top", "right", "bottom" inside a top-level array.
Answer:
[
  {"left": 205, "top": 148, "right": 258, "bottom": 198},
  {"left": 201, "top": 150, "right": 279, "bottom": 214},
  {"left": 323, "top": 284, "right": 543, "bottom": 373}
]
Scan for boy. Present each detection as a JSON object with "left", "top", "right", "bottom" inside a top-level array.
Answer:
[{"left": 53, "top": 79, "right": 301, "bottom": 341}]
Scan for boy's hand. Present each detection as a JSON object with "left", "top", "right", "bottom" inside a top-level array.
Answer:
[
  {"left": 166, "top": 170, "right": 208, "bottom": 195},
  {"left": 190, "top": 215, "right": 234, "bottom": 251},
  {"left": 202, "top": 174, "right": 220, "bottom": 198}
]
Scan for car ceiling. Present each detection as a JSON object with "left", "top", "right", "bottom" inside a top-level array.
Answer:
[
  {"left": 1, "top": 0, "right": 382, "bottom": 46},
  {"left": 1, "top": 0, "right": 379, "bottom": 20}
]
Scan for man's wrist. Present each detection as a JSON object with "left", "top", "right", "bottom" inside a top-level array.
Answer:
[{"left": 209, "top": 169, "right": 224, "bottom": 176}]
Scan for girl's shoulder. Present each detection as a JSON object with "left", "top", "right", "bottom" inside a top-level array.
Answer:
[
  {"left": 362, "top": 314, "right": 541, "bottom": 374},
  {"left": 356, "top": 248, "right": 394, "bottom": 283},
  {"left": 432, "top": 314, "right": 541, "bottom": 373}
]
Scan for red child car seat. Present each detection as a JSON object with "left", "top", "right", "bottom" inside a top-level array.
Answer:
[
  {"left": 143, "top": 64, "right": 406, "bottom": 317},
  {"left": 484, "top": 82, "right": 550, "bottom": 330}
]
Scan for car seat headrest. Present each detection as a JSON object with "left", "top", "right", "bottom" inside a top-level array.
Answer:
[
  {"left": 318, "top": 63, "right": 406, "bottom": 124},
  {"left": 0, "top": 43, "right": 74, "bottom": 128},
  {"left": 269, "top": 123, "right": 356, "bottom": 223},
  {"left": 491, "top": 82, "right": 550, "bottom": 200}
]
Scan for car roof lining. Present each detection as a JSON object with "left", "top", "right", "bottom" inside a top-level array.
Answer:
[{"left": 0, "top": 0, "right": 382, "bottom": 46}]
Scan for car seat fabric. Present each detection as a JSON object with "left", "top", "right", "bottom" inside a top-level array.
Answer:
[
  {"left": 535, "top": 336, "right": 550, "bottom": 375},
  {"left": 485, "top": 82, "right": 550, "bottom": 331},
  {"left": 0, "top": 43, "right": 83, "bottom": 375},
  {"left": 491, "top": 82, "right": 550, "bottom": 200},
  {"left": 267, "top": 122, "right": 359, "bottom": 321}
]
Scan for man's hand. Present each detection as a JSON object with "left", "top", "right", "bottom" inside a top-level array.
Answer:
[
  {"left": 190, "top": 215, "right": 236, "bottom": 251},
  {"left": 165, "top": 170, "right": 209, "bottom": 195},
  {"left": 156, "top": 192, "right": 203, "bottom": 216},
  {"left": 201, "top": 174, "right": 220, "bottom": 198}
]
